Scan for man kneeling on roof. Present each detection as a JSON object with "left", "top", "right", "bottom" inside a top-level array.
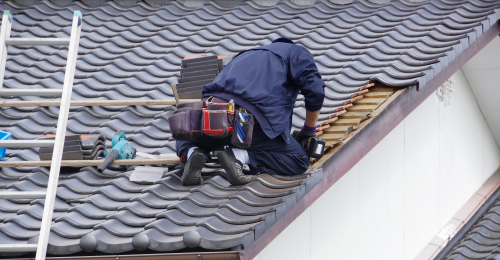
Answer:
[{"left": 176, "top": 37, "right": 325, "bottom": 186}]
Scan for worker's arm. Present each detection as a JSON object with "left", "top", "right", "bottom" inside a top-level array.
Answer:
[
  {"left": 288, "top": 46, "right": 325, "bottom": 148},
  {"left": 305, "top": 109, "right": 321, "bottom": 128},
  {"left": 288, "top": 46, "right": 325, "bottom": 116}
]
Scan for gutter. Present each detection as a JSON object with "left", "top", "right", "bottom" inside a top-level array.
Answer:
[
  {"left": 238, "top": 20, "right": 500, "bottom": 260},
  {"left": 3, "top": 251, "right": 240, "bottom": 260}
]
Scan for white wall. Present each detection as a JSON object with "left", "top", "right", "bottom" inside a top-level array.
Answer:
[
  {"left": 462, "top": 37, "right": 500, "bottom": 150},
  {"left": 253, "top": 68, "right": 500, "bottom": 260}
]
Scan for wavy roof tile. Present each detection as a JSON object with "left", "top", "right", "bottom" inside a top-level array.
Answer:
[{"left": 0, "top": 0, "right": 499, "bottom": 257}]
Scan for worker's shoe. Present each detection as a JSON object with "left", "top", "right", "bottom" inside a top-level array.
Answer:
[
  {"left": 181, "top": 148, "right": 206, "bottom": 186},
  {"left": 218, "top": 148, "right": 253, "bottom": 186}
]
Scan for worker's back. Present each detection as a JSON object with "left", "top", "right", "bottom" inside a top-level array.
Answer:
[{"left": 202, "top": 41, "right": 324, "bottom": 139}]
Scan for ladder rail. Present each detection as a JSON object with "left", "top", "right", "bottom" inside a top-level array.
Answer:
[
  {"left": 34, "top": 11, "right": 83, "bottom": 260},
  {"left": 0, "top": 11, "right": 12, "bottom": 99}
]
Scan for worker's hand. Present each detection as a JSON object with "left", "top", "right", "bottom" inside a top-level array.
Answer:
[{"left": 293, "top": 124, "right": 317, "bottom": 147}]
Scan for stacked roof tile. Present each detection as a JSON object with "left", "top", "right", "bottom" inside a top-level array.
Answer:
[{"left": 0, "top": 0, "right": 499, "bottom": 256}]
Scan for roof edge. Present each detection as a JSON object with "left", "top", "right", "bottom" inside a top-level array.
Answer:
[
  {"left": 2, "top": 251, "right": 239, "bottom": 260},
  {"left": 239, "top": 20, "right": 500, "bottom": 260}
]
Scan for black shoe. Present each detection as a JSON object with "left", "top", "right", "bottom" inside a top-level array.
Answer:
[
  {"left": 181, "top": 148, "right": 206, "bottom": 186},
  {"left": 218, "top": 148, "right": 253, "bottom": 186}
]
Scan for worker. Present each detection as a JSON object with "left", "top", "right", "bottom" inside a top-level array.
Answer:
[{"left": 176, "top": 37, "right": 325, "bottom": 186}]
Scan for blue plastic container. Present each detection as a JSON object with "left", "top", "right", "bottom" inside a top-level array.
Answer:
[{"left": 0, "top": 131, "right": 12, "bottom": 160}]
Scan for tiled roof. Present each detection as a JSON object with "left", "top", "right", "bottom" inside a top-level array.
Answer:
[
  {"left": 0, "top": 166, "right": 322, "bottom": 256},
  {"left": 443, "top": 192, "right": 500, "bottom": 260},
  {"left": 0, "top": 0, "right": 499, "bottom": 257}
]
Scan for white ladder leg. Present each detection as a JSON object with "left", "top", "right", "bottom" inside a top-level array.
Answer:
[
  {"left": 34, "top": 11, "right": 82, "bottom": 260},
  {"left": 0, "top": 10, "right": 12, "bottom": 99}
]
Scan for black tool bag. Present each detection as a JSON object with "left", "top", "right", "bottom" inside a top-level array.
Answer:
[
  {"left": 167, "top": 102, "right": 204, "bottom": 141},
  {"left": 231, "top": 110, "right": 254, "bottom": 148}
]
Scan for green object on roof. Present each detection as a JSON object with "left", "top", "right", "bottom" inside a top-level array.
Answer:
[
  {"left": 3, "top": 10, "right": 12, "bottom": 23},
  {"left": 74, "top": 10, "right": 83, "bottom": 25}
]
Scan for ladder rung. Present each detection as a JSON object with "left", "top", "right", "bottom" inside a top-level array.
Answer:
[
  {"left": 0, "top": 191, "right": 46, "bottom": 199},
  {"left": 0, "top": 140, "right": 55, "bottom": 148},
  {"left": 0, "top": 244, "right": 38, "bottom": 252},
  {"left": 0, "top": 99, "right": 200, "bottom": 107},
  {"left": 6, "top": 38, "right": 70, "bottom": 46},
  {"left": 0, "top": 89, "right": 62, "bottom": 97}
]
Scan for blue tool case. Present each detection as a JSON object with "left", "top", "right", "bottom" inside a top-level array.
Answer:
[{"left": 0, "top": 131, "right": 12, "bottom": 160}]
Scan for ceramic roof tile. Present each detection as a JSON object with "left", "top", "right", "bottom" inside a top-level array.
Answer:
[
  {"left": 0, "top": 0, "right": 498, "bottom": 256},
  {"left": 444, "top": 199, "right": 500, "bottom": 259}
]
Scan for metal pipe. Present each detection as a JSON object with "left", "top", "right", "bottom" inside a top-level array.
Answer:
[
  {"left": 0, "top": 244, "right": 37, "bottom": 252},
  {"left": 0, "top": 89, "right": 62, "bottom": 97},
  {"left": 0, "top": 191, "right": 46, "bottom": 199},
  {"left": 0, "top": 140, "right": 55, "bottom": 148},
  {"left": 6, "top": 38, "right": 70, "bottom": 46}
]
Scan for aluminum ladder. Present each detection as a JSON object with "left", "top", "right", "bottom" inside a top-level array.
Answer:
[{"left": 0, "top": 10, "right": 83, "bottom": 260}]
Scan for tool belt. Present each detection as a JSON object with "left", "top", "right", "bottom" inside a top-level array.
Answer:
[{"left": 167, "top": 97, "right": 254, "bottom": 148}]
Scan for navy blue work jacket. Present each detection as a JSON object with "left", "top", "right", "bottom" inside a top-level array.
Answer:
[{"left": 202, "top": 42, "right": 325, "bottom": 140}]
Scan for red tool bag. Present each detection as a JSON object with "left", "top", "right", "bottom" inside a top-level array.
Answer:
[
  {"left": 168, "top": 98, "right": 253, "bottom": 143},
  {"left": 202, "top": 101, "right": 234, "bottom": 138}
]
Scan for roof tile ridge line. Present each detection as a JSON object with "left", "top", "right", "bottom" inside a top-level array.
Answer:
[
  {"left": 12, "top": 8, "right": 72, "bottom": 24},
  {"left": 240, "top": 16, "right": 500, "bottom": 260},
  {"left": 203, "top": 0, "right": 254, "bottom": 11},
  {"left": 241, "top": 0, "right": 298, "bottom": 12},
  {"left": 398, "top": 0, "right": 437, "bottom": 8},
  {"left": 274, "top": 0, "right": 327, "bottom": 10},
  {"left": 79, "top": 0, "right": 192, "bottom": 21},
  {"left": 12, "top": 19, "right": 71, "bottom": 34},
  {"left": 448, "top": 0, "right": 499, "bottom": 9},
  {"left": 315, "top": 25, "right": 460, "bottom": 50},
  {"left": 205, "top": 0, "right": 283, "bottom": 18},
  {"left": 136, "top": 0, "right": 194, "bottom": 12},
  {"left": 320, "top": 0, "right": 359, "bottom": 11},
  {"left": 419, "top": 8, "right": 497, "bottom": 24},
  {"left": 5, "top": 65, "right": 64, "bottom": 82},
  {"left": 355, "top": 0, "right": 393, "bottom": 9},
  {"left": 18, "top": 3, "right": 74, "bottom": 22}
]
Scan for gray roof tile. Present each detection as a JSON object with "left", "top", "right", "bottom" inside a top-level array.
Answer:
[{"left": 0, "top": 0, "right": 498, "bottom": 256}]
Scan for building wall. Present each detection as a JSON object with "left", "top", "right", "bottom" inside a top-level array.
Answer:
[{"left": 253, "top": 68, "right": 500, "bottom": 260}]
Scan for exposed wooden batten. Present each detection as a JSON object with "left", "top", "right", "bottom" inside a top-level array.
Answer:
[{"left": 347, "top": 105, "right": 378, "bottom": 112}]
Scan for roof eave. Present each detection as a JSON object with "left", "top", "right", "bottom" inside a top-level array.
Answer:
[
  {"left": 2, "top": 251, "right": 240, "bottom": 260},
  {"left": 238, "top": 19, "right": 500, "bottom": 260}
]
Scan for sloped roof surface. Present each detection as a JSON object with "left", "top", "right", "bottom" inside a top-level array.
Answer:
[
  {"left": 0, "top": 0, "right": 499, "bottom": 257},
  {"left": 444, "top": 197, "right": 500, "bottom": 260}
]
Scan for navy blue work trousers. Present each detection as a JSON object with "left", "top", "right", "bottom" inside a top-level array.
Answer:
[{"left": 175, "top": 122, "right": 310, "bottom": 176}]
